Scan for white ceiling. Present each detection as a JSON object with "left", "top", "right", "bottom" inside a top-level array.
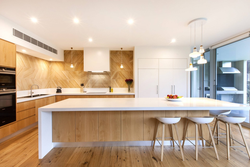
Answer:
[{"left": 0, "top": 0, "right": 250, "bottom": 50}]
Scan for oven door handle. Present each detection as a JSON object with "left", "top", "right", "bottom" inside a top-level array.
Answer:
[
  {"left": 0, "top": 91, "right": 16, "bottom": 95},
  {"left": 0, "top": 71, "right": 16, "bottom": 75}
]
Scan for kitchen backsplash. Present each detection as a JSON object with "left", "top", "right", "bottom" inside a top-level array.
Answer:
[{"left": 16, "top": 50, "right": 133, "bottom": 91}]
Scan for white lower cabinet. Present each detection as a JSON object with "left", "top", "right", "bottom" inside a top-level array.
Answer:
[{"left": 138, "top": 58, "right": 188, "bottom": 98}]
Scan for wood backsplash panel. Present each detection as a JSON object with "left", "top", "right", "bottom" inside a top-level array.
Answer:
[
  {"left": 110, "top": 51, "right": 133, "bottom": 88},
  {"left": 16, "top": 52, "right": 50, "bottom": 90},
  {"left": 16, "top": 50, "right": 133, "bottom": 90}
]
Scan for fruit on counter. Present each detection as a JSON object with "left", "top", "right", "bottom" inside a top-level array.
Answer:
[{"left": 166, "top": 94, "right": 183, "bottom": 99}]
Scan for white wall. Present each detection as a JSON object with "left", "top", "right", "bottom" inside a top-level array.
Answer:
[
  {"left": 134, "top": 46, "right": 191, "bottom": 97},
  {"left": 0, "top": 15, "right": 63, "bottom": 61}
]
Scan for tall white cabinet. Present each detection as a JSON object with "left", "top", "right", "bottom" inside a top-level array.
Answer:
[{"left": 138, "top": 58, "right": 188, "bottom": 98}]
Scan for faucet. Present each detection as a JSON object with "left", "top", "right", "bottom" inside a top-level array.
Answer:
[{"left": 30, "top": 84, "right": 39, "bottom": 97}]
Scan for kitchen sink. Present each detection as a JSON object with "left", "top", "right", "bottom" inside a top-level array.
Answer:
[{"left": 17, "top": 94, "right": 50, "bottom": 99}]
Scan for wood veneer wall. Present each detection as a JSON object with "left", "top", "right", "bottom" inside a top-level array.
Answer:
[{"left": 16, "top": 51, "right": 133, "bottom": 90}]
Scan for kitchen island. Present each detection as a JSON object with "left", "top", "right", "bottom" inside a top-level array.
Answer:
[{"left": 38, "top": 98, "right": 250, "bottom": 159}]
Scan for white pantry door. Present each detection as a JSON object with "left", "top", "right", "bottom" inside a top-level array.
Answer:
[
  {"left": 158, "top": 69, "right": 174, "bottom": 98},
  {"left": 138, "top": 69, "right": 159, "bottom": 98}
]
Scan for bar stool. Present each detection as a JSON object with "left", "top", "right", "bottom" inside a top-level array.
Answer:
[
  {"left": 212, "top": 116, "right": 250, "bottom": 160},
  {"left": 210, "top": 110, "right": 232, "bottom": 144},
  {"left": 182, "top": 116, "right": 219, "bottom": 160},
  {"left": 152, "top": 117, "right": 184, "bottom": 161}
]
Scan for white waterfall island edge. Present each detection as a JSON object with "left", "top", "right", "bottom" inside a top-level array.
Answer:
[{"left": 38, "top": 98, "right": 250, "bottom": 159}]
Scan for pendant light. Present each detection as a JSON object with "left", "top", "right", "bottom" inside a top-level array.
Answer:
[
  {"left": 189, "top": 22, "right": 201, "bottom": 58},
  {"left": 70, "top": 47, "right": 74, "bottom": 68},
  {"left": 197, "top": 54, "right": 207, "bottom": 64},
  {"left": 185, "top": 63, "right": 197, "bottom": 71},
  {"left": 120, "top": 48, "right": 123, "bottom": 68}
]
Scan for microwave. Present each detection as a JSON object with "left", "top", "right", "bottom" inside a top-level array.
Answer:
[{"left": 0, "top": 67, "right": 16, "bottom": 90}]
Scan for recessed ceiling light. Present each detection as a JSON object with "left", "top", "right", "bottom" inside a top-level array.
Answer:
[
  {"left": 89, "top": 38, "right": 93, "bottom": 42},
  {"left": 73, "top": 18, "right": 79, "bottom": 24},
  {"left": 49, "top": 58, "right": 53, "bottom": 61},
  {"left": 171, "top": 38, "right": 176, "bottom": 43},
  {"left": 31, "top": 17, "right": 38, "bottom": 23},
  {"left": 22, "top": 49, "right": 26, "bottom": 53},
  {"left": 127, "top": 19, "right": 134, "bottom": 25}
]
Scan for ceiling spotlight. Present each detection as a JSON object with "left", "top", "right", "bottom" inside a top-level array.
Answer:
[
  {"left": 89, "top": 38, "right": 93, "bottom": 42},
  {"left": 49, "top": 58, "right": 53, "bottom": 61},
  {"left": 73, "top": 18, "right": 79, "bottom": 24},
  {"left": 171, "top": 38, "right": 176, "bottom": 43},
  {"left": 22, "top": 49, "right": 26, "bottom": 53},
  {"left": 31, "top": 17, "right": 38, "bottom": 23},
  {"left": 127, "top": 19, "right": 134, "bottom": 25}
]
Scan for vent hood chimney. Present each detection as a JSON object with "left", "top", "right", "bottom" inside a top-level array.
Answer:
[
  {"left": 84, "top": 48, "right": 110, "bottom": 72},
  {"left": 217, "top": 62, "right": 240, "bottom": 74}
]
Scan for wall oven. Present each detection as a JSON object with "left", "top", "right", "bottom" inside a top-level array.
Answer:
[
  {"left": 0, "top": 67, "right": 16, "bottom": 127},
  {"left": 0, "top": 90, "right": 16, "bottom": 126},
  {"left": 0, "top": 67, "right": 16, "bottom": 90}
]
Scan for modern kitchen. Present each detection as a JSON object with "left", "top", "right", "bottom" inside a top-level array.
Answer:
[{"left": 0, "top": 1, "right": 250, "bottom": 167}]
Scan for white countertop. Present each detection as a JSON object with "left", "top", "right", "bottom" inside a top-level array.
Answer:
[
  {"left": 17, "top": 92, "right": 135, "bottom": 103},
  {"left": 39, "top": 98, "right": 250, "bottom": 111}
]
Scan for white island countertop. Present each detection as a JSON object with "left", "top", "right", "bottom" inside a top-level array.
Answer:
[{"left": 40, "top": 98, "right": 250, "bottom": 111}]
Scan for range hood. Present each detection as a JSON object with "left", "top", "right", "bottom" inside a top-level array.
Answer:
[
  {"left": 84, "top": 48, "right": 110, "bottom": 72},
  {"left": 217, "top": 62, "right": 240, "bottom": 74}
]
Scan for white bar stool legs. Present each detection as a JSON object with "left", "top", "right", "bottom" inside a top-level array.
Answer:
[{"left": 153, "top": 117, "right": 184, "bottom": 161}]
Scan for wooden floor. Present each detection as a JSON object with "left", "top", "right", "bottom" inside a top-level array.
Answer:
[{"left": 1, "top": 122, "right": 250, "bottom": 167}]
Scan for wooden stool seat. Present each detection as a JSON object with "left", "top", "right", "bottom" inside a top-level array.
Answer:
[{"left": 153, "top": 117, "right": 184, "bottom": 161}]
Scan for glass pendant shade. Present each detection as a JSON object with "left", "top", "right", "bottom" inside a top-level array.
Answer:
[
  {"left": 189, "top": 47, "right": 201, "bottom": 58},
  {"left": 70, "top": 64, "right": 74, "bottom": 68},
  {"left": 199, "top": 45, "right": 205, "bottom": 53},
  {"left": 197, "top": 55, "right": 207, "bottom": 64},
  {"left": 185, "top": 63, "right": 197, "bottom": 71},
  {"left": 120, "top": 64, "right": 124, "bottom": 68}
]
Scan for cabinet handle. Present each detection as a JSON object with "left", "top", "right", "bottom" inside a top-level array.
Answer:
[
  {"left": 171, "top": 85, "right": 173, "bottom": 94},
  {"left": 157, "top": 85, "right": 158, "bottom": 94},
  {"left": 174, "top": 85, "right": 175, "bottom": 94}
]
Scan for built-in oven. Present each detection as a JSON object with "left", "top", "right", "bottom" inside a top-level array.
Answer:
[
  {"left": 0, "top": 90, "right": 16, "bottom": 127},
  {"left": 0, "top": 67, "right": 16, "bottom": 90}
]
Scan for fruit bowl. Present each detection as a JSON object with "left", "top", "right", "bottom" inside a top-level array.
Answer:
[{"left": 165, "top": 95, "right": 183, "bottom": 101}]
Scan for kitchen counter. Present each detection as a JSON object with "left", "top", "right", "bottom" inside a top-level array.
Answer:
[
  {"left": 17, "top": 92, "right": 135, "bottom": 103},
  {"left": 39, "top": 97, "right": 250, "bottom": 111},
  {"left": 38, "top": 97, "right": 249, "bottom": 159}
]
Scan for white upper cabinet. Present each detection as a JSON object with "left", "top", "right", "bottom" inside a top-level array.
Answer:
[
  {"left": 159, "top": 59, "right": 187, "bottom": 69},
  {"left": 84, "top": 48, "right": 110, "bottom": 72},
  {"left": 138, "top": 59, "right": 158, "bottom": 68}
]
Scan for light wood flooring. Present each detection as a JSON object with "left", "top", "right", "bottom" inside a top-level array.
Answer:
[{"left": 0, "top": 122, "right": 250, "bottom": 167}]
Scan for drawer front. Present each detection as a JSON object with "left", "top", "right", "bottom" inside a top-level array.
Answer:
[
  {"left": 0, "top": 122, "right": 17, "bottom": 139},
  {"left": 16, "top": 108, "right": 35, "bottom": 121},
  {"left": 17, "top": 100, "right": 35, "bottom": 112},
  {"left": 17, "top": 115, "right": 36, "bottom": 131}
]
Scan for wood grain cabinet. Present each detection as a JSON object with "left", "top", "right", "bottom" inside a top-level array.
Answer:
[{"left": 0, "top": 39, "right": 16, "bottom": 68}]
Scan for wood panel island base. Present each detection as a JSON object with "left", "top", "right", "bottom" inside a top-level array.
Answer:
[{"left": 38, "top": 98, "right": 250, "bottom": 159}]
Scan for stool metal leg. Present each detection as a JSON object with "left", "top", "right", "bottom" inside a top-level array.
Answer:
[
  {"left": 161, "top": 124, "right": 165, "bottom": 161},
  {"left": 153, "top": 121, "right": 159, "bottom": 150},
  {"left": 238, "top": 123, "right": 250, "bottom": 159},
  {"left": 174, "top": 124, "right": 185, "bottom": 161},
  {"left": 195, "top": 123, "right": 199, "bottom": 160},
  {"left": 226, "top": 123, "right": 230, "bottom": 160},
  {"left": 229, "top": 123, "right": 232, "bottom": 146},
  {"left": 207, "top": 123, "right": 219, "bottom": 160}
]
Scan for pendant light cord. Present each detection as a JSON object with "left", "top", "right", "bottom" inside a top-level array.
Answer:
[
  {"left": 194, "top": 22, "right": 196, "bottom": 48},
  {"left": 201, "top": 22, "right": 203, "bottom": 45},
  {"left": 71, "top": 47, "right": 73, "bottom": 64},
  {"left": 121, "top": 48, "right": 123, "bottom": 64}
]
